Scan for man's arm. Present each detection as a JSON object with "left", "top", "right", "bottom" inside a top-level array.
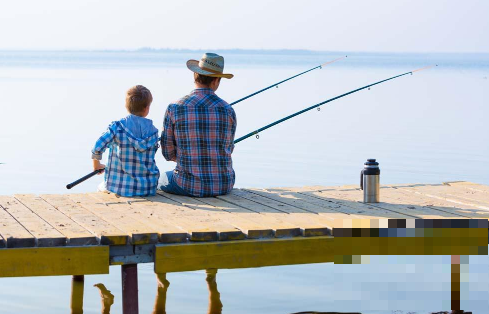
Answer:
[
  {"left": 161, "top": 106, "right": 177, "bottom": 162},
  {"left": 91, "top": 123, "right": 116, "bottom": 172}
]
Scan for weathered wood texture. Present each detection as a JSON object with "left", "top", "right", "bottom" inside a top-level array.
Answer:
[
  {"left": 0, "top": 246, "right": 109, "bottom": 277},
  {"left": 154, "top": 237, "right": 335, "bottom": 273},
  {"left": 0, "top": 196, "right": 66, "bottom": 247},
  {"left": 0, "top": 181, "right": 488, "bottom": 276},
  {"left": 0, "top": 182, "right": 488, "bottom": 248}
]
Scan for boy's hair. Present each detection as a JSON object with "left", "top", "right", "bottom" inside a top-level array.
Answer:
[
  {"left": 194, "top": 73, "right": 220, "bottom": 86},
  {"left": 126, "top": 85, "right": 153, "bottom": 115}
]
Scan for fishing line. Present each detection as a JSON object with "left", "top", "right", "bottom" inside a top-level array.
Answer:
[
  {"left": 234, "top": 65, "right": 437, "bottom": 144},
  {"left": 229, "top": 56, "right": 347, "bottom": 106}
]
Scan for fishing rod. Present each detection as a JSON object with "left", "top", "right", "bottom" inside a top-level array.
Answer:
[
  {"left": 64, "top": 57, "right": 347, "bottom": 189},
  {"left": 229, "top": 56, "right": 347, "bottom": 106},
  {"left": 234, "top": 65, "right": 437, "bottom": 144},
  {"left": 66, "top": 168, "right": 104, "bottom": 189}
]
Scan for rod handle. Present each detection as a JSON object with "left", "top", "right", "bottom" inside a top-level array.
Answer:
[{"left": 66, "top": 169, "right": 104, "bottom": 189}]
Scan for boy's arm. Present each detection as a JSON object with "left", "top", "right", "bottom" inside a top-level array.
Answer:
[
  {"left": 161, "top": 106, "right": 177, "bottom": 162},
  {"left": 91, "top": 124, "right": 116, "bottom": 171}
]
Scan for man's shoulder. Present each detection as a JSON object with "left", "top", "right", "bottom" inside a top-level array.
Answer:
[{"left": 173, "top": 94, "right": 192, "bottom": 106}]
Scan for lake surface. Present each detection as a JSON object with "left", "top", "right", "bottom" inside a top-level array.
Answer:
[{"left": 0, "top": 50, "right": 488, "bottom": 313}]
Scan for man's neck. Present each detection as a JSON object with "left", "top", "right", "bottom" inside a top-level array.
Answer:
[{"left": 194, "top": 83, "right": 213, "bottom": 90}]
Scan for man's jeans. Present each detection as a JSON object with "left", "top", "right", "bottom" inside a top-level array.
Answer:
[{"left": 158, "top": 171, "right": 192, "bottom": 196}]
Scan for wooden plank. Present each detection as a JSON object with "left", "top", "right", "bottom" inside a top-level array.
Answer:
[
  {"left": 263, "top": 187, "right": 362, "bottom": 216},
  {"left": 15, "top": 194, "right": 97, "bottom": 246},
  {"left": 0, "top": 196, "right": 66, "bottom": 247},
  {"left": 156, "top": 192, "right": 246, "bottom": 241},
  {"left": 285, "top": 187, "right": 415, "bottom": 219},
  {"left": 394, "top": 184, "right": 489, "bottom": 211},
  {"left": 389, "top": 186, "right": 489, "bottom": 220},
  {"left": 379, "top": 187, "right": 470, "bottom": 218},
  {"left": 246, "top": 188, "right": 355, "bottom": 222},
  {"left": 118, "top": 193, "right": 244, "bottom": 242},
  {"left": 335, "top": 228, "right": 488, "bottom": 256},
  {"left": 306, "top": 186, "right": 465, "bottom": 220},
  {"left": 411, "top": 184, "right": 489, "bottom": 207},
  {"left": 41, "top": 194, "right": 129, "bottom": 245},
  {"left": 446, "top": 181, "right": 489, "bottom": 194},
  {"left": 0, "top": 246, "right": 109, "bottom": 277},
  {"left": 213, "top": 193, "right": 304, "bottom": 237},
  {"left": 89, "top": 192, "right": 188, "bottom": 243},
  {"left": 0, "top": 205, "right": 35, "bottom": 248},
  {"left": 155, "top": 236, "right": 334, "bottom": 273},
  {"left": 197, "top": 196, "right": 301, "bottom": 238},
  {"left": 158, "top": 193, "right": 272, "bottom": 239},
  {"left": 129, "top": 194, "right": 223, "bottom": 242},
  {"left": 219, "top": 190, "right": 332, "bottom": 236},
  {"left": 67, "top": 193, "right": 158, "bottom": 245}
]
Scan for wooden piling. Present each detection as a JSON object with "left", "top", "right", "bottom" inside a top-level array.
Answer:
[
  {"left": 70, "top": 275, "right": 84, "bottom": 314},
  {"left": 121, "top": 264, "right": 139, "bottom": 314},
  {"left": 451, "top": 255, "right": 461, "bottom": 311}
]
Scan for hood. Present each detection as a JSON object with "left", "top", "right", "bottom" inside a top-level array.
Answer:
[{"left": 117, "top": 115, "right": 159, "bottom": 152}]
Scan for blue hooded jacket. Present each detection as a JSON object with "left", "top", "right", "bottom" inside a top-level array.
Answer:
[{"left": 92, "top": 114, "right": 160, "bottom": 196}]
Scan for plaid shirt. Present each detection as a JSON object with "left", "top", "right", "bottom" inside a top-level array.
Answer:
[
  {"left": 92, "top": 115, "right": 160, "bottom": 196},
  {"left": 161, "top": 88, "right": 236, "bottom": 197}
]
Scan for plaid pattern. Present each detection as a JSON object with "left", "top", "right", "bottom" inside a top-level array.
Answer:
[
  {"left": 92, "top": 119, "right": 160, "bottom": 196},
  {"left": 161, "top": 88, "right": 236, "bottom": 197}
]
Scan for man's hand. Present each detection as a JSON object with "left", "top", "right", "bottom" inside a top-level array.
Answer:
[{"left": 93, "top": 159, "right": 106, "bottom": 174}]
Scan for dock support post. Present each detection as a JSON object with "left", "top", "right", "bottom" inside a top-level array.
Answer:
[
  {"left": 451, "top": 255, "right": 461, "bottom": 311},
  {"left": 70, "top": 275, "right": 84, "bottom": 314},
  {"left": 121, "top": 264, "right": 139, "bottom": 314}
]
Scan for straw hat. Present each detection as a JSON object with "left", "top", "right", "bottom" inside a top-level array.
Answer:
[{"left": 186, "top": 53, "right": 234, "bottom": 79}]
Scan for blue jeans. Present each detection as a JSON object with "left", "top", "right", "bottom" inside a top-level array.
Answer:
[{"left": 158, "top": 171, "right": 192, "bottom": 196}]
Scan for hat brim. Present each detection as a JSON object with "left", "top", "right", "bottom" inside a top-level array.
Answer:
[{"left": 186, "top": 60, "right": 234, "bottom": 79}]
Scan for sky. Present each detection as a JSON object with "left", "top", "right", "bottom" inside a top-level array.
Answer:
[{"left": 0, "top": 0, "right": 488, "bottom": 53}]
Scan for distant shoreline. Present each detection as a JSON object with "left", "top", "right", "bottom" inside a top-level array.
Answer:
[{"left": 0, "top": 48, "right": 488, "bottom": 57}]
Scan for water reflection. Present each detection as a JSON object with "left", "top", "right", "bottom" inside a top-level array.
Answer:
[
  {"left": 93, "top": 283, "right": 114, "bottom": 314},
  {"left": 205, "top": 269, "right": 223, "bottom": 314},
  {"left": 152, "top": 273, "right": 170, "bottom": 314},
  {"left": 67, "top": 270, "right": 473, "bottom": 314},
  {"left": 75, "top": 269, "right": 224, "bottom": 314},
  {"left": 152, "top": 269, "right": 223, "bottom": 314}
]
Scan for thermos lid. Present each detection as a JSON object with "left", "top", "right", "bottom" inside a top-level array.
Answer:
[{"left": 364, "top": 159, "right": 379, "bottom": 166}]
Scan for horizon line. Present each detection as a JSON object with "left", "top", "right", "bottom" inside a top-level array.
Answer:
[{"left": 0, "top": 48, "right": 488, "bottom": 55}]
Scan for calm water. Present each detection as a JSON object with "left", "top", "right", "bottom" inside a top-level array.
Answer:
[{"left": 0, "top": 50, "right": 488, "bottom": 313}]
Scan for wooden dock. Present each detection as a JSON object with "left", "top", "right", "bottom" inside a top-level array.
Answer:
[{"left": 0, "top": 181, "right": 488, "bottom": 312}]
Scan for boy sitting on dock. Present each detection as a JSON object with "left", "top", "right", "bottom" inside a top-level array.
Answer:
[{"left": 91, "top": 85, "right": 160, "bottom": 196}]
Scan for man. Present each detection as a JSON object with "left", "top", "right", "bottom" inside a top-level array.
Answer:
[{"left": 159, "top": 53, "right": 236, "bottom": 197}]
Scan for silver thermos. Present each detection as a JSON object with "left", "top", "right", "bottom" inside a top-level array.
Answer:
[{"left": 360, "top": 159, "right": 380, "bottom": 203}]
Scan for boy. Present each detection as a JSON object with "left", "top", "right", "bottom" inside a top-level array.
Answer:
[{"left": 92, "top": 85, "right": 160, "bottom": 196}]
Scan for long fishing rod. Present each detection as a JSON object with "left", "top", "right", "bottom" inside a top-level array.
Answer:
[
  {"left": 234, "top": 65, "right": 437, "bottom": 144},
  {"left": 229, "top": 56, "right": 347, "bottom": 106}
]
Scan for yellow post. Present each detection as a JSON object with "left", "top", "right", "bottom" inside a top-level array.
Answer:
[
  {"left": 70, "top": 275, "right": 84, "bottom": 314},
  {"left": 451, "top": 255, "right": 461, "bottom": 311}
]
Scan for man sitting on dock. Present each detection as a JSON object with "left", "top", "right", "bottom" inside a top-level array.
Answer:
[{"left": 159, "top": 53, "right": 236, "bottom": 197}]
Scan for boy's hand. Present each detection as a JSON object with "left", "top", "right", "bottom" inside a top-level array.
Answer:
[{"left": 93, "top": 159, "right": 106, "bottom": 174}]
